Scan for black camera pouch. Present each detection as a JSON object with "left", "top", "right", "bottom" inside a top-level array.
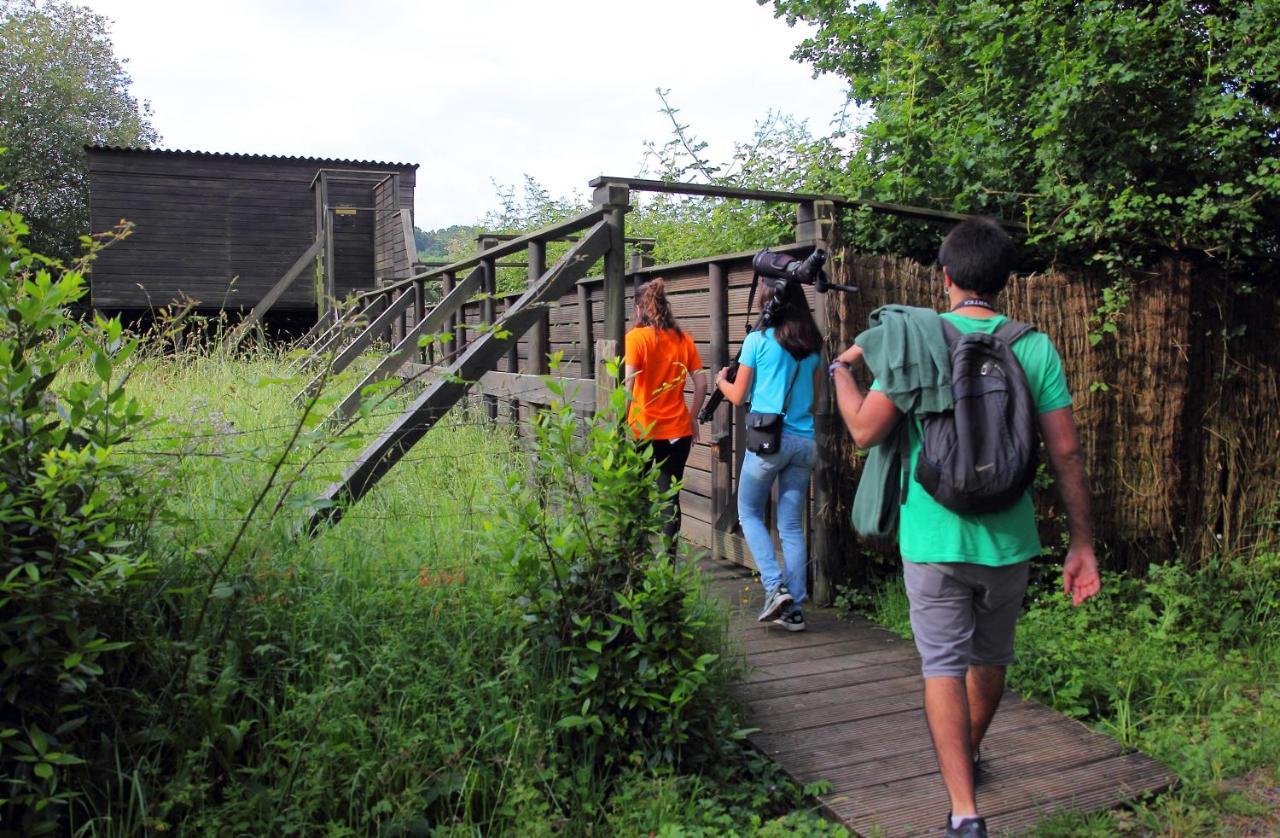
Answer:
[
  {"left": 744, "top": 360, "right": 800, "bottom": 456},
  {"left": 745, "top": 411, "right": 784, "bottom": 454}
]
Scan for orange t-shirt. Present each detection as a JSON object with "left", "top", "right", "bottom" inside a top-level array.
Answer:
[{"left": 625, "top": 325, "right": 703, "bottom": 440}]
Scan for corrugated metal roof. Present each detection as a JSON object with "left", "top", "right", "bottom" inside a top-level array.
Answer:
[{"left": 85, "top": 145, "right": 418, "bottom": 169}]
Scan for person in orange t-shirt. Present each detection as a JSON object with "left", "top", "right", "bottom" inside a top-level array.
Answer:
[{"left": 624, "top": 278, "right": 706, "bottom": 546}]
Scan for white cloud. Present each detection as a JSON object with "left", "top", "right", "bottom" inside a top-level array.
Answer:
[{"left": 88, "top": 0, "right": 850, "bottom": 227}]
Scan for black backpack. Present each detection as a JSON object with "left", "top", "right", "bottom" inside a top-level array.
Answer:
[{"left": 914, "top": 319, "right": 1038, "bottom": 515}]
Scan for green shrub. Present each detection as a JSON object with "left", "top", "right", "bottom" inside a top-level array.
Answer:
[
  {"left": 0, "top": 211, "right": 153, "bottom": 833},
  {"left": 1011, "top": 559, "right": 1280, "bottom": 783},
  {"left": 486, "top": 372, "right": 741, "bottom": 776}
]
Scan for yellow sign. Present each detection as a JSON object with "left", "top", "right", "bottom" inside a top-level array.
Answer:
[{"left": 334, "top": 207, "right": 357, "bottom": 216}]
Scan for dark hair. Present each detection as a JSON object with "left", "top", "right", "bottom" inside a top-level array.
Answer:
[
  {"left": 937, "top": 217, "right": 1017, "bottom": 296},
  {"left": 635, "top": 278, "right": 681, "bottom": 334},
  {"left": 762, "top": 279, "right": 821, "bottom": 360}
]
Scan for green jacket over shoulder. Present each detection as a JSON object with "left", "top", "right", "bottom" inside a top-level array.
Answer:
[{"left": 850, "top": 305, "right": 953, "bottom": 538}]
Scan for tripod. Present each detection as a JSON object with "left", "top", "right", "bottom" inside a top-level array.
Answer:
[{"left": 697, "top": 248, "right": 857, "bottom": 424}]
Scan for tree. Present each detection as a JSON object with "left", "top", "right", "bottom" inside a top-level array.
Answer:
[
  {"left": 0, "top": 0, "right": 158, "bottom": 259},
  {"left": 414, "top": 223, "right": 478, "bottom": 261},
  {"left": 631, "top": 100, "right": 851, "bottom": 264},
  {"left": 764, "top": 0, "right": 1280, "bottom": 274}
]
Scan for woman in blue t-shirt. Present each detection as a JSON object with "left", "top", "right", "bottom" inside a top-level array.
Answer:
[{"left": 713, "top": 278, "right": 823, "bottom": 631}]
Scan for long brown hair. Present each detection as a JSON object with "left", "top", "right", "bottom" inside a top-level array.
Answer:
[
  {"left": 635, "top": 278, "right": 682, "bottom": 334},
  {"left": 762, "top": 279, "right": 821, "bottom": 360}
]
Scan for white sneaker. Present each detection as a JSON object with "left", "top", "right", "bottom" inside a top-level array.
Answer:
[
  {"left": 757, "top": 585, "right": 793, "bottom": 622},
  {"left": 773, "top": 606, "right": 806, "bottom": 632}
]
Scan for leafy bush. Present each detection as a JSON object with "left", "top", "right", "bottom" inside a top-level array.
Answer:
[
  {"left": 0, "top": 210, "right": 153, "bottom": 832},
  {"left": 1012, "top": 558, "right": 1280, "bottom": 782},
  {"left": 486, "top": 371, "right": 742, "bottom": 776},
  {"left": 0, "top": 272, "right": 831, "bottom": 833},
  {"left": 766, "top": 0, "right": 1280, "bottom": 275}
]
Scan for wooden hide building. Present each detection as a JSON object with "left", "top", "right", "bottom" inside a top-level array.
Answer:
[{"left": 85, "top": 147, "right": 418, "bottom": 320}]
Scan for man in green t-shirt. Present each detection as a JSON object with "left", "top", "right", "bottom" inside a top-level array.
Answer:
[{"left": 829, "top": 218, "right": 1101, "bottom": 838}]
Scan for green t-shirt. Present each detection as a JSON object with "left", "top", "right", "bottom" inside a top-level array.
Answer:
[{"left": 875, "top": 313, "right": 1073, "bottom": 566}]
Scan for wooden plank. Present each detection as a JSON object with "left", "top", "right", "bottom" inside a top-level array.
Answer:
[
  {"left": 402, "top": 368, "right": 597, "bottom": 414},
  {"left": 743, "top": 634, "right": 897, "bottom": 670},
  {"left": 817, "top": 716, "right": 1119, "bottom": 794},
  {"left": 225, "top": 232, "right": 325, "bottom": 347},
  {"left": 400, "top": 209, "right": 416, "bottom": 274},
  {"left": 749, "top": 674, "right": 924, "bottom": 723},
  {"left": 745, "top": 645, "right": 922, "bottom": 685},
  {"left": 837, "top": 753, "right": 1171, "bottom": 836},
  {"left": 817, "top": 708, "right": 1067, "bottom": 777},
  {"left": 329, "top": 267, "right": 483, "bottom": 421},
  {"left": 296, "top": 295, "right": 387, "bottom": 371},
  {"left": 322, "top": 177, "right": 336, "bottom": 311},
  {"left": 296, "top": 284, "right": 417, "bottom": 401},
  {"left": 733, "top": 660, "right": 921, "bottom": 703},
  {"left": 753, "top": 701, "right": 1046, "bottom": 768},
  {"left": 295, "top": 308, "right": 336, "bottom": 350},
  {"left": 983, "top": 766, "right": 1173, "bottom": 834},
  {"left": 481, "top": 251, "right": 499, "bottom": 421},
  {"left": 688, "top": 556, "right": 1179, "bottom": 836},
  {"left": 587, "top": 175, "right": 1022, "bottom": 231}
]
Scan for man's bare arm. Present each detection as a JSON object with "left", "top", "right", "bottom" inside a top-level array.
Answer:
[
  {"left": 1038, "top": 406, "right": 1101, "bottom": 606},
  {"left": 831, "top": 345, "right": 901, "bottom": 448}
]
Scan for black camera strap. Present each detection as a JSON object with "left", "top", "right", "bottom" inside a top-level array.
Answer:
[
  {"left": 745, "top": 269, "right": 761, "bottom": 334},
  {"left": 780, "top": 355, "right": 801, "bottom": 417}
]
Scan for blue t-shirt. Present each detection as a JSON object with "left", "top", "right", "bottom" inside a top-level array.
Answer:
[{"left": 740, "top": 329, "right": 821, "bottom": 438}]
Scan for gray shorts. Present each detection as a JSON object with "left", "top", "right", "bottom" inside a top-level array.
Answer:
[{"left": 902, "top": 560, "right": 1030, "bottom": 678}]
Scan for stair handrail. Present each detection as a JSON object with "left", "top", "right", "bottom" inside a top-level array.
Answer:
[{"left": 353, "top": 207, "right": 602, "bottom": 301}]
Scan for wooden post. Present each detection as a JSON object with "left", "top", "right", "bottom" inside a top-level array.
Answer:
[
  {"left": 313, "top": 177, "right": 326, "bottom": 320},
  {"left": 795, "top": 199, "right": 837, "bottom": 244},
  {"left": 628, "top": 241, "right": 656, "bottom": 304},
  {"left": 800, "top": 199, "right": 840, "bottom": 605},
  {"left": 440, "top": 272, "right": 455, "bottom": 363},
  {"left": 321, "top": 173, "right": 336, "bottom": 313},
  {"left": 577, "top": 283, "right": 594, "bottom": 380},
  {"left": 480, "top": 237, "right": 499, "bottom": 421},
  {"left": 414, "top": 277, "right": 427, "bottom": 363},
  {"left": 592, "top": 182, "right": 629, "bottom": 345},
  {"left": 504, "top": 295, "right": 519, "bottom": 426},
  {"left": 528, "top": 240, "right": 549, "bottom": 419},
  {"left": 595, "top": 338, "right": 619, "bottom": 415},
  {"left": 628, "top": 241, "right": 655, "bottom": 276},
  {"left": 708, "top": 262, "right": 733, "bottom": 564}
]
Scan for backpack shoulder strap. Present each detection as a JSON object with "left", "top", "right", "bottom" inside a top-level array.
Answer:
[
  {"left": 993, "top": 319, "right": 1036, "bottom": 346},
  {"left": 940, "top": 318, "right": 964, "bottom": 347}
]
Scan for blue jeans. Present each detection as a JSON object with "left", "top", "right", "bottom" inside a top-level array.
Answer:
[{"left": 738, "top": 433, "right": 817, "bottom": 605}]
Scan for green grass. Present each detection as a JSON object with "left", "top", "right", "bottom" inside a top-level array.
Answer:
[
  {"left": 836, "top": 558, "right": 1280, "bottom": 834},
  {"left": 75, "top": 351, "right": 842, "bottom": 836}
]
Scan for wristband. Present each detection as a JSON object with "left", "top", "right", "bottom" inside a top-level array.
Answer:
[{"left": 827, "top": 360, "right": 852, "bottom": 378}]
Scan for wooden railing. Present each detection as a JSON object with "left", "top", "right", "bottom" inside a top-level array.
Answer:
[
  {"left": 586, "top": 175, "right": 1025, "bottom": 232},
  {"left": 305, "top": 183, "right": 632, "bottom": 531},
  {"left": 299, "top": 176, "right": 1004, "bottom": 603}
]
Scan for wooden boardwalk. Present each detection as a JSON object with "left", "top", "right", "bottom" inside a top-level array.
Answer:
[{"left": 699, "top": 558, "right": 1176, "bottom": 836}]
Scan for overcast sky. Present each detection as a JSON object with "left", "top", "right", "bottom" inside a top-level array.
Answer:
[{"left": 83, "top": 0, "right": 851, "bottom": 229}]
